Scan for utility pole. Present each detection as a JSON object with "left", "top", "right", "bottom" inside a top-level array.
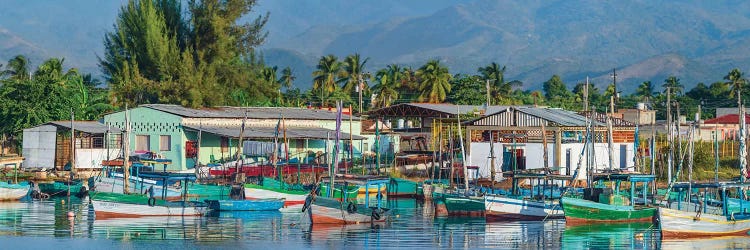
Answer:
[
  {"left": 666, "top": 87, "right": 673, "bottom": 186},
  {"left": 611, "top": 68, "right": 618, "bottom": 112},
  {"left": 357, "top": 76, "right": 364, "bottom": 114}
]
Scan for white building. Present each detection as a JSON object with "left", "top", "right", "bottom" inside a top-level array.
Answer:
[
  {"left": 465, "top": 107, "right": 636, "bottom": 181},
  {"left": 22, "top": 121, "right": 121, "bottom": 170}
]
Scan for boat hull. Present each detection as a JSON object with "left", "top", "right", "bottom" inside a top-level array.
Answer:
[
  {"left": 38, "top": 181, "right": 83, "bottom": 197},
  {"left": 561, "top": 196, "right": 656, "bottom": 225},
  {"left": 387, "top": 178, "right": 421, "bottom": 198},
  {"left": 485, "top": 195, "right": 563, "bottom": 221},
  {"left": 0, "top": 185, "right": 29, "bottom": 201},
  {"left": 205, "top": 199, "right": 284, "bottom": 211},
  {"left": 91, "top": 199, "right": 205, "bottom": 219},
  {"left": 444, "top": 195, "right": 485, "bottom": 217},
  {"left": 659, "top": 207, "right": 750, "bottom": 238},
  {"left": 244, "top": 185, "right": 307, "bottom": 207},
  {"left": 307, "top": 196, "right": 388, "bottom": 225}
]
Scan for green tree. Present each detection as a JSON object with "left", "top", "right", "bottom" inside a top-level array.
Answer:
[
  {"left": 279, "top": 67, "right": 295, "bottom": 89},
  {"left": 341, "top": 53, "right": 370, "bottom": 94},
  {"left": 635, "top": 81, "right": 656, "bottom": 102},
  {"left": 477, "top": 62, "right": 521, "bottom": 104},
  {"left": 662, "top": 76, "right": 683, "bottom": 97},
  {"left": 101, "top": 0, "right": 270, "bottom": 108},
  {"left": 724, "top": 68, "right": 747, "bottom": 106},
  {"left": 447, "top": 74, "right": 485, "bottom": 105},
  {"left": 3, "top": 55, "right": 31, "bottom": 82},
  {"left": 312, "top": 55, "right": 343, "bottom": 107},
  {"left": 416, "top": 60, "right": 452, "bottom": 103},
  {"left": 542, "top": 75, "right": 573, "bottom": 108},
  {"left": 371, "top": 64, "right": 403, "bottom": 108}
]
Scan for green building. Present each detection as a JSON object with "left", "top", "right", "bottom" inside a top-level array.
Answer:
[{"left": 103, "top": 104, "right": 375, "bottom": 171}]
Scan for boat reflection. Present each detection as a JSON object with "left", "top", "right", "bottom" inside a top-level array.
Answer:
[{"left": 562, "top": 222, "right": 659, "bottom": 249}]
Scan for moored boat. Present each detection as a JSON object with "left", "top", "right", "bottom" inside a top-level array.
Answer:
[
  {"left": 561, "top": 173, "right": 657, "bottom": 225},
  {"left": 0, "top": 182, "right": 29, "bottom": 201},
  {"left": 387, "top": 177, "right": 422, "bottom": 198},
  {"left": 205, "top": 198, "right": 284, "bottom": 211},
  {"left": 484, "top": 172, "right": 569, "bottom": 221},
  {"left": 244, "top": 177, "right": 308, "bottom": 207},
  {"left": 443, "top": 192, "right": 485, "bottom": 217},
  {"left": 91, "top": 191, "right": 206, "bottom": 219},
  {"left": 38, "top": 180, "right": 85, "bottom": 197},
  {"left": 659, "top": 182, "right": 750, "bottom": 238},
  {"left": 305, "top": 174, "right": 390, "bottom": 225}
]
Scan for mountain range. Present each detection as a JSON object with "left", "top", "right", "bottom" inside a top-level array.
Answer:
[{"left": 3, "top": 0, "right": 750, "bottom": 94}]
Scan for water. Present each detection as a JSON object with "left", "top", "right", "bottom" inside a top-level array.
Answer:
[{"left": 0, "top": 197, "right": 748, "bottom": 249}]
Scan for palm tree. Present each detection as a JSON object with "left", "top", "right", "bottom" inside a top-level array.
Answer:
[
  {"left": 636, "top": 81, "right": 655, "bottom": 102},
  {"left": 416, "top": 60, "right": 452, "bottom": 103},
  {"left": 662, "top": 76, "right": 683, "bottom": 97},
  {"left": 312, "top": 55, "right": 343, "bottom": 107},
  {"left": 341, "top": 53, "right": 370, "bottom": 94},
  {"left": 725, "top": 68, "right": 746, "bottom": 104},
  {"left": 3, "top": 55, "right": 30, "bottom": 81},
  {"left": 372, "top": 64, "right": 404, "bottom": 108},
  {"left": 261, "top": 66, "right": 278, "bottom": 85},
  {"left": 279, "top": 67, "right": 295, "bottom": 89}
]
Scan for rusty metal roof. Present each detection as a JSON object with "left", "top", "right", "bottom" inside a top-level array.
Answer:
[{"left": 141, "top": 104, "right": 357, "bottom": 120}]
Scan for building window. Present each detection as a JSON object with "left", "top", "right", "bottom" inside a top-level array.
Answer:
[
  {"left": 136, "top": 135, "right": 150, "bottom": 151},
  {"left": 109, "top": 134, "right": 122, "bottom": 149},
  {"left": 160, "top": 135, "right": 171, "bottom": 151},
  {"left": 221, "top": 137, "right": 229, "bottom": 153},
  {"left": 92, "top": 137, "right": 104, "bottom": 149}
]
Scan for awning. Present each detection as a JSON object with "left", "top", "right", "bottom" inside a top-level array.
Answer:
[{"left": 183, "top": 125, "right": 366, "bottom": 140}]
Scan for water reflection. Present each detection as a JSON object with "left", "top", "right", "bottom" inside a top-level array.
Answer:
[{"left": 0, "top": 198, "right": 748, "bottom": 249}]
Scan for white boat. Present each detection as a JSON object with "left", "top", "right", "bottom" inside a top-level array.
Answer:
[
  {"left": 244, "top": 185, "right": 307, "bottom": 207},
  {"left": 90, "top": 192, "right": 206, "bottom": 219},
  {"left": 484, "top": 194, "right": 563, "bottom": 221},
  {"left": 659, "top": 205, "right": 750, "bottom": 238},
  {"left": 658, "top": 182, "right": 750, "bottom": 238},
  {"left": 0, "top": 182, "right": 29, "bottom": 200},
  {"left": 305, "top": 196, "right": 388, "bottom": 224},
  {"left": 93, "top": 176, "right": 182, "bottom": 198}
]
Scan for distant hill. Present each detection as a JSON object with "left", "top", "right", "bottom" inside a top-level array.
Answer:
[{"left": 3, "top": 0, "right": 750, "bottom": 95}]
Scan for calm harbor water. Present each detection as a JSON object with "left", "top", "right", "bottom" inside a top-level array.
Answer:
[{"left": 0, "top": 197, "right": 747, "bottom": 249}]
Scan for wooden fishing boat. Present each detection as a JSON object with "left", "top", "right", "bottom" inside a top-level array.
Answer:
[
  {"left": 484, "top": 172, "right": 569, "bottom": 221},
  {"left": 90, "top": 172, "right": 207, "bottom": 219},
  {"left": 659, "top": 182, "right": 750, "bottom": 238},
  {"left": 443, "top": 192, "right": 485, "bottom": 217},
  {"left": 0, "top": 182, "right": 29, "bottom": 200},
  {"left": 561, "top": 173, "right": 657, "bottom": 225},
  {"left": 244, "top": 177, "right": 308, "bottom": 207},
  {"left": 205, "top": 198, "right": 284, "bottom": 211},
  {"left": 387, "top": 177, "right": 422, "bottom": 198},
  {"left": 305, "top": 174, "right": 390, "bottom": 224},
  {"left": 90, "top": 191, "right": 206, "bottom": 219},
  {"left": 38, "top": 180, "right": 84, "bottom": 197}
]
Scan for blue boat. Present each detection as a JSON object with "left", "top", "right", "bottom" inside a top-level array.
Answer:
[{"left": 204, "top": 198, "right": 285, "bottom": 211}]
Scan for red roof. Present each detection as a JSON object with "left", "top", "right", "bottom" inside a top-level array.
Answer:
[{"left": 704, "top": 114, "right": 750, "bottom": 124}]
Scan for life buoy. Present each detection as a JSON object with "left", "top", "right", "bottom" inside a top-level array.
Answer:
[{"left": 148, "top": 197, "right": 156, "bottom": 207}]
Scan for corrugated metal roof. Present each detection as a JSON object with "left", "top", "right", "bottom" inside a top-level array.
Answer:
[
  {"left": 182, "top": 124, "right": 366, "bottom": 140},
  {"left": 517, "top": 107, "right": 603, "bottom": 127},
  {"left": 45, "top": 121, "right": 120, "bottom": 134},
  {"left": 368, "top": 103, "right": 513, "bottom": 117},
  {"left": 141, "top": 104, "right": 357, "bottom": 120},
  {"left": 471, "top": 107, "right": 606, "bottom": 127}
]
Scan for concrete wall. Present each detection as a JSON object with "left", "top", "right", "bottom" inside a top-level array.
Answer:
[
  {"left": 469, "top": 142, "right": 635, "bottom": 181},
  {"left": 22, "top": 125, "right": 57, "bottom": 169},
  {"left": 104, "top": 107, "right": 186, "bottom": 171},
  {"left": 76, "top": 148, "right": 121, "bottom": 169}
]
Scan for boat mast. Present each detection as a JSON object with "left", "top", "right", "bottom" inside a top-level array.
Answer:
[
  {"left": 607, "top": 106, "right": 614, "bottom": 173},
  {"left": 70, "top": 109, "right": 75, "bottom": 200},
  {"left": 457, "top": 106, "right": 469, "bottom": 193},
  {"left": 739, "top": 87, "right": 747, "bottom": 189},
  {"left": 123, "top": 105, "right": 130, "bottom": 194},
  {"left": 331, "top": 101, "right": 343, "bottom": 195},
  {"left": 489, "top": 131, "right": 496, "bottom": 192},
  {"left": 666, "top": 87, "right": 673, "bottom": 186},
  {"left": 687, "top": 112, "right": 697, "bottom": 200},
  {"left": 234, "top": 110, "right": 247, "bottom": 182}
]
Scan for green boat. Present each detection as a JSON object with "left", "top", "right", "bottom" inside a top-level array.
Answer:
[
  {"left": 561, "top": 173, "right": 657, "bottom": 225},
  {"left": 38, "top": 180, "right": 85, "bottom": 197},
  {"left": 442, "top": 192, "right": 485, "bottom": 217},
  {"left": 387, "top": 178, "right": 423, "bottom": 198},
  {"left": 318, "top": 182, "right": 359, "bottom": 200}
]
